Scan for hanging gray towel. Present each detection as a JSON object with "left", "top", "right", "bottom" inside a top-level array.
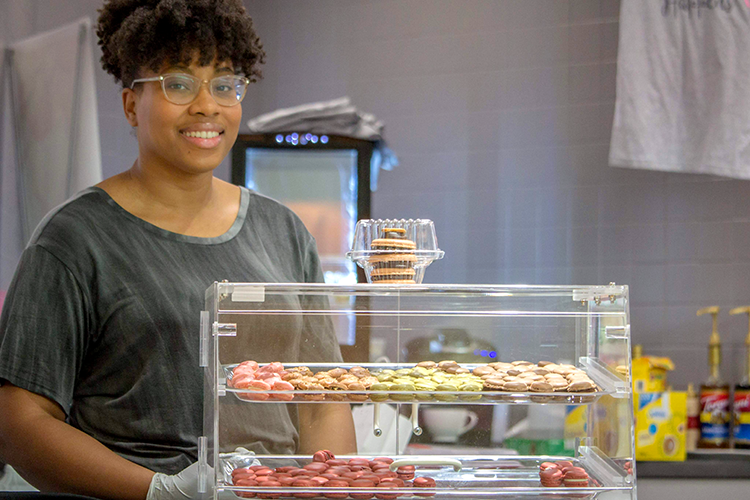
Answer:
[
  {"left": 247, "top": 96, "right": 385, "bottom": 140},
  {"left": 609, "top": 0, "right": 750, "bottom": 179},
  {"left": 7, "top": 17, "right": 103, "bottom": 243},
  {"left": 246, "top": 97, "right": 398, "bottom": 190}
]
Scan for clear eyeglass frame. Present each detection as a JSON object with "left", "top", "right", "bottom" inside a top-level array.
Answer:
[{"left": 129, "top": 73, "right": 250, "bottom": 107}]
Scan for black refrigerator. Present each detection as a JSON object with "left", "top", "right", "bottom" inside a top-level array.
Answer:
[{"left": 231, "top": 133, "right": 375, "bottom": 360}]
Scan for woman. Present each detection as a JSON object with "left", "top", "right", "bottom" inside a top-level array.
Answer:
[{"left": 0, "top": 1, "right": 356, "bottom": 499}]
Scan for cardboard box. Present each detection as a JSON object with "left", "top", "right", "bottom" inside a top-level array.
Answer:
[
  {"left": 632, "top": 356, "right": 674, "bottom": 393},
  {"left": 634, "top": 391, "right": 686, "bottom": 461}
]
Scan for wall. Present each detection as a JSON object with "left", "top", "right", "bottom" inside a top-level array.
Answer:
[
  {"left": 0, "top": 0, "right": 235, "bottom": 182},
  {"left": 0, "top": 0, "right": 138, "bottom": 179},
  {"left": 244, "top": 0, "right": 750, "bottom": 392},
  {"left": 3, "top": 0, "right": 750, "bottom": 390},
  {"left": 0, "top": 0, "right": 229, "bottom": 291}
]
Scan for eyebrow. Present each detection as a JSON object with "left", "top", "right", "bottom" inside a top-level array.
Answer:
[{"left": 165, "top": 64, "right": 235, "bottom": 75}]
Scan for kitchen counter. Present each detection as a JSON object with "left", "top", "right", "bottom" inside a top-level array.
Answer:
[{"left": 637, "top": 449, "right": 750, "bottom": 478}]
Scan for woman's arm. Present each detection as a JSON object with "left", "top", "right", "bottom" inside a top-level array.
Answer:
[
  {"left": 0, "top": 382, "right": 154, "bottom": 500},
  {"left": 297, "top": 402, "right": 357, "bottom": 456}
]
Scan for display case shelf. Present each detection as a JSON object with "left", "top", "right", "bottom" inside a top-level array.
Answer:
[
  {"left": 216, "top": 454, "right": 633, "bottom": 499},
  {"left": 223, "top": 363, "right": 612, "bottom": 405},
  {"left": 224, "top": 388, "right": 607, "bottom": 405}
]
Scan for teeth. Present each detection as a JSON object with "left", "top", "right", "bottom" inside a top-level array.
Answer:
[{"left": 183, "top": 131, "right": 220, "bottom": 139}]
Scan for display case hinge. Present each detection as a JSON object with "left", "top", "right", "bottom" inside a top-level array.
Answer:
[
  {"left": 572, "top": 284, "right": 622, "bottom": 305},
  {"left": 199, "top": 311, "right": 209, "bottom": 367},
  {"left": 213, "top": 322, "right": 237, "bottom": 336},
  {"left": 604, "top": 325, "right": 630, "bottom": 339},
  {"left": 197, "top": 436, "right": 208, "bottom": 494}
]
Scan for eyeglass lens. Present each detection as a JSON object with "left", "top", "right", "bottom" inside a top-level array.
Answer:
[{"left": 162, "top": 74, "right": 247, "bottom": 106}]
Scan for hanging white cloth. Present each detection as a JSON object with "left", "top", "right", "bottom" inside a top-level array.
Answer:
[
  {"left": 8, "top": 16, "right": 102, "bottom": 243},
  {"left": 609, "top": 0, "right": 750, "bottom": 179},
  {"left": 0, "top": 42, "right": 25, "bottom": 295},
  {"left": 1, "top": 17, "right": 102, "bottom": 292},
  {"left": 0, "top": 42, "right": 11, "bottom": 301}
]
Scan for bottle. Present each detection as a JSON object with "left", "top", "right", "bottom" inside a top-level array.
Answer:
[
  {"left": 697, "top": 306, "right": 731, "bottom": 448},
  {"left": 730, "top": 306, "right": 750, "bottom": 449},
  {"left": 686, "top": 383, "right": 700, "bottom": 452},
  {"left": 633, "top": 344, "right": 643, "bottom": 360},
  {"left": 631, "top": 344, "right": 645, "bottom": 392}
]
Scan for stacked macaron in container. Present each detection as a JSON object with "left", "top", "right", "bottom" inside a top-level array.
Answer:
[{"left": 347, "top": 219, "right": 444, "bottom": 284}]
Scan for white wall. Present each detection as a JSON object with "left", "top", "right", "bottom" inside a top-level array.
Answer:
[{"left": 0, "top": 0, "right": 232, "bottom": 182}]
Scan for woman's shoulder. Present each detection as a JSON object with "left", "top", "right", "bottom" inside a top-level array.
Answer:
[
  {"left": 28, "top": 187, "right": 116, "bottom": 250},
  {"left": 242, "top": 187, "right": 311, "bottom": 237}
]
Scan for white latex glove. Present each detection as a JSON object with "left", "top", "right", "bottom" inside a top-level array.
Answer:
[
  {"left": 147, "top": 449, "right": 258, "bottom": 500},
  {"left": 0, "top": 464, "right": 37, "bottom": 492},
  {"left": 218, "top": 447, "right": 261, "bottom": 480},
  {"left": 147, "top": 462, "right": 208, "bottom": 500}
]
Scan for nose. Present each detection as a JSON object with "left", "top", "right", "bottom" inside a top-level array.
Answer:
[{"left": 188, "top": 82, "right": 219, "bottom": 115}]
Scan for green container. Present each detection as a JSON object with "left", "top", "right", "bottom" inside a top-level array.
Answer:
[{"left": 504, "top": 437, "right": 572, "bottom": 456}]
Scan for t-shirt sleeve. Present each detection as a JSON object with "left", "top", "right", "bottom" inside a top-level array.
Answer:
[
  {"left": 0, "top": 245, "right": 89, "bottom": 415},
  {"left": 302, "top": 235, "right": 325, "bottom": 285}
]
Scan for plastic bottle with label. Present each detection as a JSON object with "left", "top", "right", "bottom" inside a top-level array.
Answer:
[
  {"left": 730, "top": 306, "right": 750, "bottom": 449},
  {"left": 696, "top": 306, "right": 731, "bottom": 449},
  {"left": 686, "top": 383, "right": 700, "bottom": 452}
]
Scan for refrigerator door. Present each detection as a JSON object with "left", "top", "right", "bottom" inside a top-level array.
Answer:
[
  {"left": 232, "top": 134, "right": 373, "bottom": 287},
  {"left": 231, "top": 134, "right": 373, "bottom": 355},
  {"left": 244, "top": 147, "right": 358, "bottom": 284}
]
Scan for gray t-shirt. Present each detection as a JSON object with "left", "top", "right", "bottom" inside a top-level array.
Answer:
[{"left": 0, "top": 186, "right": 342, "bottom": 474}]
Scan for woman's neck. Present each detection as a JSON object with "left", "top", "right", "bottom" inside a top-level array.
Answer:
[
  {"left": 125, "top": 159, "right": 216, "bottom": 214},
  {"left": 97, "top": 159, "right": 241, "bottom": 237}
]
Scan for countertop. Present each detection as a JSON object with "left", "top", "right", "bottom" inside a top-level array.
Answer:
[{"left": 637, "top": 449, "right": 750, "bottom": 478}]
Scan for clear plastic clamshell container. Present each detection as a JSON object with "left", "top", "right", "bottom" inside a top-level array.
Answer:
[{"left": 346, "top": 219, "right": 444, "bottom": 284}]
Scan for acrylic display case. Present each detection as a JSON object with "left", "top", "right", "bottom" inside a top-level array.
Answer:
[{"left": 199, "top": 283, "right": 636, "bottom": 499}]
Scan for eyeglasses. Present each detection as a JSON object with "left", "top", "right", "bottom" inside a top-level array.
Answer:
[{"left": 130, "top": 73, "right": 250, "bottom": 107}]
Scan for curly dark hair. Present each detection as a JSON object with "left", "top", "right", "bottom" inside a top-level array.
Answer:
[{"left": 97, "top": 0, "right": 265, "bottom": 88}]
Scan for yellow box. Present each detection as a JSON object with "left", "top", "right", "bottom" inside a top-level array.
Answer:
[
  {"left": 564, "top": 405, "right": 587, "bottom": 449},
  {"left": 634, "top": 391, "right": 686, "bottom": 461},
  {"left": 632, "top": 356, "right": 674, "bottom": 392}
]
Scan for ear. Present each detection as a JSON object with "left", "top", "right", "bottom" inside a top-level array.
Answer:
[{"left": 122, "top": 88, "right": 139, "bottom": 127}]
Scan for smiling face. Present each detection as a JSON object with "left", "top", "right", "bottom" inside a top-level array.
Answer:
[{"left": 123, "top": 56, "right": 243, "bottom": 177}]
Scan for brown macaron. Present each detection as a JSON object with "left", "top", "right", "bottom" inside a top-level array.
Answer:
[
  {"left": 378, "top": 477, "right": 404, "bottom": 487},
  {"left": 291, "top": 478, "right": 317, "bottom": 499},
  {"left": 326, "top": 459, "right": 348, "bottom": 467},
  {"left": 323, "top": 479, "right": 350, "bottom": 499},
  {"left": 396, "top": 465, "right": 415, "bottom": 480},
  {"left": 350, "top": 479, "right": 377, "bottom": 500},
  {"left": 413, "top": 476, "right": 437, "bottom": 497},
  {"left": 304, "top": 462, "right": 329, "bottom": 473},
  {"left": 563, "top": 468, "right": 589, "bottom": 488},
  {"left": 277, "top": 476, "right": 296, "bottom": 487},
  {"left": 256, "top": 480, "right": 282, "bottom": 499},
  {"left": 374, "top": 482, "right": 400, "bottom": 500},
  {"left": 540, "top": 468, "right": 564, "bottom": 487}
]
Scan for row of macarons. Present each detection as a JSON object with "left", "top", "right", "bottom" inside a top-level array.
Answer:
[
  {"left": 231, "top": 451, "right": 435, "bottom": 499},
  {"left": 228, "top": 360, "right": 600, "bottom": 403}
]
